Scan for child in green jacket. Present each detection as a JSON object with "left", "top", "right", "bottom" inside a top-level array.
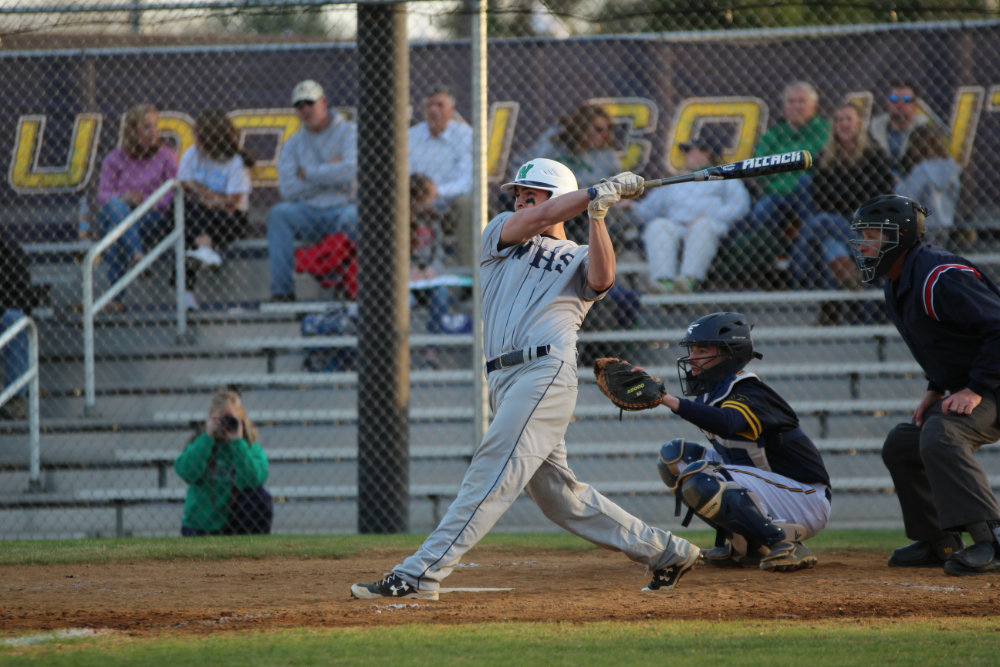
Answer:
[{"left": 174, "top": 388, "right": 271, "bottom": 535}]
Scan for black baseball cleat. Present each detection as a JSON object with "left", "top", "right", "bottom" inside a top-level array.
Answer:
[
  {"left": 350, "top": 572, "right": 439, "bottom": 600},
  {"left": 943, "top": 542, "right": 1000, "bottom": 577},
  {"left": 643, "top": 548, "right": 701, "bottom": 591},
  {"left": 888, "top": 535, "right": 964, "bottom": 568},
  {"left": 759, "top": 541, "right": 817, "bottom": 572},
  {"left": 702, "top": 542, "right": 767, "bottom": 568},
  {"left": 701, "top": 543, "right": 745, "bottom": 568}
]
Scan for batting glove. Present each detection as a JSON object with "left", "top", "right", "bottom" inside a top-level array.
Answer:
[
  {"left": 607, "top": 171, "right": 644, "bottom": 199},
  {"left": 588, "top": 180, "right": 621, "bottom": 220}
]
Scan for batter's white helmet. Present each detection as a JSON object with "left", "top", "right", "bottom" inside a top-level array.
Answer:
[{"left": 501, "top": 158, "right": 578, "bottom": 200}]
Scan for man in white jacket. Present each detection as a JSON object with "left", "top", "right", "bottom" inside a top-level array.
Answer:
[
  {"left": 408, "top": 84, "right": 474, "bottom": 265},
  {"left": 634, "top": 137, "right": 750, "bottom": 293}
]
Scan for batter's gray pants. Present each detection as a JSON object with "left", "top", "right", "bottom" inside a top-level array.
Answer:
[{"left": 395, "top": 355, "right": 695, "bottom": 593}]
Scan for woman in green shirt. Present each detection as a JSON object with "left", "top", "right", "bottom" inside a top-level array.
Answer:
[{"left": 174, "top": 388, "right": 271, "bottom": 536}]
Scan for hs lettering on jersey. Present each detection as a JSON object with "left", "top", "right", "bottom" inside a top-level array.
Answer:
[{"left": 511, "top": 242, "right": 575, "bottom": 273}]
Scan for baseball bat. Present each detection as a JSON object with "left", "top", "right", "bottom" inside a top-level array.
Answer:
[{"left": 643, "top": 150, "right": 813, "bottom": 190}]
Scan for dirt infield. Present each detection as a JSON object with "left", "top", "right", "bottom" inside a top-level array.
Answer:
[{"left": 4, "top": 547, "right": 998, "bottom": 636}]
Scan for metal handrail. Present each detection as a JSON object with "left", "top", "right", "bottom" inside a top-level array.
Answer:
[
  {"left": 82, "top": 179, "right": 186, "bottom": 416},
  {"left": 0, "top": 315, "right": 41, "bottom": 491}
]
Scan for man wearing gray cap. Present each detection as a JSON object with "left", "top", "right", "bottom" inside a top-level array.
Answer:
[{"left": 266, "top": 79, "right": 358, "bottom": 301}]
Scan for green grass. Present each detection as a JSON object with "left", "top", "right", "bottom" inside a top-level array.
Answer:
[
  {"left": 4, "top": 618, "right": 999, "bottom": 665},
  {"left": 0, "top": 529, "right": 905, "bottom": 566}
]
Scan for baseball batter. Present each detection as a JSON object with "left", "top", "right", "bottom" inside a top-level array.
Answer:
[
  {"left": 654, "top": 312, "right": 832, "bottom": 571},
  {"left": 351, "top": 158, "right": 700, "bottom": 600}
]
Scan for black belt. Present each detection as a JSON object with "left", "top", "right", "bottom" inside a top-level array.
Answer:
[{"left": 486, "top": 345, "right": 551, "bottom": 374}]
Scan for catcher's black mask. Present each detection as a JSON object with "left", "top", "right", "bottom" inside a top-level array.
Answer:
[{"left": 677, "top": 312, "right": 762, "bottom": 396}]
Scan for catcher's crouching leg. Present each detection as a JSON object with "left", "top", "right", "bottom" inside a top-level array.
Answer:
[{"left": 677, "top": 462, "right": 817, "bottom": 573}]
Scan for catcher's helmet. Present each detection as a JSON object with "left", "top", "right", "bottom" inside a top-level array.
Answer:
[
  {"left": 677, "top": 311, "right": 762, "bottom": 396},
  {"left": 849, "top": 194, "right": 927, "bottom": 284},
  {"left": 501, "top": 158, "right": 578, "bottom": 200}
]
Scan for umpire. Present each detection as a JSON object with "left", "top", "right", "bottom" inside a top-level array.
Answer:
[{"left": 849, "top": 194, "right": 1000, "bottom": 576}]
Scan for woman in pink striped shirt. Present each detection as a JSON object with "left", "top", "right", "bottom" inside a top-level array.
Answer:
[{"left": 94, "top": 104, "right": 178, "bottom": 313}]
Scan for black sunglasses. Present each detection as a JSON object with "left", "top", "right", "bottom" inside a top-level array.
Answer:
[
  {"left": 888, "top": 94, "right": 915, "bottom": 103},
  {"left": 294, "top": 100, "right": 316, "bottom": 110}
]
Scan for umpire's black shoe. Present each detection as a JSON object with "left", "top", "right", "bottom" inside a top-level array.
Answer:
[
  {"left": 643, "top": 548, "right": 701, "bottom": 591},
  {"left": 943, "top": 542, "right": 1000, "bottom": 577},
  {"left": 350, "top": 572, "right": 439, "bottom": 600},
  {"left": 888, "top": 535, "right": 964, "bottom": 568}
]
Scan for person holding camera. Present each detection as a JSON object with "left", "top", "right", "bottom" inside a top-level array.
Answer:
[{"left": 173, "top": 388, "right": 272, "bottom": 536}]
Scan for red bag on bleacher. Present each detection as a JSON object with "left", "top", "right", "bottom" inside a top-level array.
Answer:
[{"left": 293, "top": 233, "right": 358, "bottom": 300}]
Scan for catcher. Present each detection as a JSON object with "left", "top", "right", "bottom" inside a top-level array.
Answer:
[{"left": 595, "top": 311, "right": 831, "bottom": 571}]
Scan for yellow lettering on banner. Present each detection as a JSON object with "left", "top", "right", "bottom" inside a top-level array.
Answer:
[
  {"left": 487, "top": 102, "right": 519, "bottom": 181},
  {"left": 989, "top": 85, "right": 1000, "bottom": 110},
  {"left": 947, "top": 87, "right": 983, "bottom": 167},
  {"left": 332, "top": 106, "right": 356, "bottom": 122},
  {"left": 670, "top": 98, "right": 766, "bottom": 172},
  {"left": 589, "top": 97, "right": 658, "bottom": 172},
  {"left": 230, "top": 110, "right": 301, "bottom": 184},
  {"left": 9, "top": 114, "right": 102, "bottom": 192},
  {"left": 153, "top": 112, "right": 196, "bottom": 161}
]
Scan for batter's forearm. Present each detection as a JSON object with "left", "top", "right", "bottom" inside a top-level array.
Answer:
[
  {"left": 500, "top": 189, "right": 590, "bottom": 245},
  {"left": 587, "top": 216, "right": 615, "bottom": 291}
]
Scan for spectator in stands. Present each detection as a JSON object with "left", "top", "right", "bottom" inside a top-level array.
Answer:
[
  {"left": 267, "top": 79, "right": 357, "bottom": 302},
  {"left": 713, "top": 83, "right": 828, "bottom": 290},
  {"left": 0, "top": 230, "right": 40, "bottom": 421},
  {"left": 896, "top": 124, "right": 961, "bottom": 248},
  {"left": 176, "top": 110, "right": 255, "bottom": 311},
  {"left": 632, "top": 135, "right": 750, "bottom": 293},
  {"left": 791, "top": 103, "right": 894, "bottom": 295},
  {"left": 513, "top": 103, "right": 634, "bottom": 245},
  {"left": 869, "top": 81, "right": 941, "bottom": 176},
  {"left": 94, "top": 103, "right": 179, "bottom": 313},
  {"left": 410, "top": 173, "right": 472, "bottom": 368},
  {"left": 174, "top": 387, "right": 272, "bottom": 536},
  {"left": 746, "top": 82, "right": 830, "bottom": 231},
  {"left": 408, "top": 84, "right": 474, "bottom": 265},
  {"left": 518, "top": 103, "right": 622, "bottom": 189}
]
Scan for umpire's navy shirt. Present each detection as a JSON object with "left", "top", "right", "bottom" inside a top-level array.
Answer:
[{"left": 885, "top": 243, "right": 1000, "bottom": 396}]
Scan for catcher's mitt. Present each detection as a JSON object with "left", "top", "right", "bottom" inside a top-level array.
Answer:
[{"left": 593, "top": 357, "right": 666, "bottom": 414}]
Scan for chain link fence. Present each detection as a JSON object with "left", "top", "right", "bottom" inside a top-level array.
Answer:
[{"left": 1, "top": 1, "right": 999, "bottom": 538}]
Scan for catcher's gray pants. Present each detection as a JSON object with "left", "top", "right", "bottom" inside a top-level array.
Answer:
[
  {"left": 882, "top": 391, "right": 1000, "bottom": 540},
  {"left": 395, "top": 355, "right": 696, "bottom": 593},
  {"left": 699, "top": 451, "right": 831, "bottom": 539}
]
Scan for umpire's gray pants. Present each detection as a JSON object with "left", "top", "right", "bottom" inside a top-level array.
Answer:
[{"left": 882, "top": 391, "right": 1000, "bottom": 540}]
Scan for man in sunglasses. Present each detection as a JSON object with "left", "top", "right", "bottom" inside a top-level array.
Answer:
[
  {"left": 869, "top": 81, "right": 941, "bottom": 175},
  {"left": 266, "top": 79, "right": 359, "bottom": 302}
]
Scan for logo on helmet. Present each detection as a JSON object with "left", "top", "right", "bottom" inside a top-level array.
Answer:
[{"left": 517, "top": 163, "right": 534, "bottom": 180}]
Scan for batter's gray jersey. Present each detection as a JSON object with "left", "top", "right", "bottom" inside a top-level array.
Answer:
[{"left": 480, "top": 211, "right": 606, "bottom": 365}]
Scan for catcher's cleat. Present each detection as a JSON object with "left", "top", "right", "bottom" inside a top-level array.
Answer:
[
  {"left": 701, "top": 543, "right": 745, "bottom": 568},
  {"left": 888, "top": 535, "right": 964, "bottom": 567},
  {"left": 942, "top": 542, "right": 1000, "bottom": 577},
  {"left": 350, "top": 572, "right": 439, "bottom": 601},
  {"left": 643, "top": 548, "right": 701, "bottom": 591},
  {"left": 701, "top": 542, "right": 766, "bottom": 568},
  {"left": 759, "top": 541, "right": 817, "bottom": 572}
]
